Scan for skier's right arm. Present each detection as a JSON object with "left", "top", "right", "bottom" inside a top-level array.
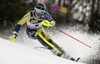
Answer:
[
  {"left": 15, "top": 12, "right": 30, "bottom": 33},
  {"left": 9, "top": 12, "right": 30, "bottom": 42}
]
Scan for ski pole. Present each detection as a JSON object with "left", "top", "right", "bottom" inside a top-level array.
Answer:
[
  {"left": 0, "top": 35, "right": 16, "bottom": 42},
  {"left": 42, "top": 20, "right": 91, "bottom": 48},
  {"left": 0, "top": 35, "right": 9, "bottom": 38},
  {"left": 52, "top": 27, "right": 91, "bottom": 48}
]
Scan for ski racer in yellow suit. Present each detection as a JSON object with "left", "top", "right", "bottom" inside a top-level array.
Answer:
[{"left": 9, "top": 2, "right": 77, "bottom": 61}]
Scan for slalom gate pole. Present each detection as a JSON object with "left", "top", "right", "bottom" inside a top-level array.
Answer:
[{"left": 52, "top": 27, "right": 91, "bottom": 48}]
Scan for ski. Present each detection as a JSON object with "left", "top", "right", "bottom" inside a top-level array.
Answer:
[{"left": 34, "top": 46, "right": 46, "bottom": 49}]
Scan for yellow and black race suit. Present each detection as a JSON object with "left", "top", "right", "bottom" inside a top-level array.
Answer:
[{"left": 14, "top": 11, "right": 65, "bottom": 56}]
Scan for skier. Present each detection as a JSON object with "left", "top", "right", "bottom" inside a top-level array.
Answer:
[{"left": 9, "top": 2, "right": 78, "bottom": 61}]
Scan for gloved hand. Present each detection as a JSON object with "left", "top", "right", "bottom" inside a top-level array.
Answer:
[
  {"left": 42, "top": 20, "right": 55, "bottom": 27},
  {"left": 50, "top": 21, "right": 55, "bottom": 27},
  {"left": 9, "top": 31, "right": 18, "bottom": 42}
]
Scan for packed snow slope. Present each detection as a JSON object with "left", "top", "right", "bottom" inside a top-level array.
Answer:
[
  {"left": 0, "top": 38, "right": 85, "bottom": 64},
  {"left": 1, "top": 25, "right": 100, "bottom": 64}
]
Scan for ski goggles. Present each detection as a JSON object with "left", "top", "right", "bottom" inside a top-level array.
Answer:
[{"left": 35, "top": 8, "right": 45, "bottom": 14}]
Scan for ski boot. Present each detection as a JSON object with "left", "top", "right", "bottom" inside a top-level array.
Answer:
[
  {"left": 50, "top": 48, "right": 70, "bottom": 59},
  {"left": 50, "top": 48, "right": 80, "bottom": 62}
]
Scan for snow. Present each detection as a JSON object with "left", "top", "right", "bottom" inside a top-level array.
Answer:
[
  {"left": 0, "top": 38, "right": 86, "bottom": 64},
  {"left": 0, "top": 26, "right": 99, "bottom": 64}
]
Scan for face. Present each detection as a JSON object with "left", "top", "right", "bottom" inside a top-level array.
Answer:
[
  {"left": 35, "top": 11, "right": 42, "bottom": 16},
  {"left": 35, "top": 8, "right": 45, "bottom": 16}
]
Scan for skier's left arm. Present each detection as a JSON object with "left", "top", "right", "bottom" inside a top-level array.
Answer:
[{"left": 44, "top": 12, "right": 55, "bottom": 27}]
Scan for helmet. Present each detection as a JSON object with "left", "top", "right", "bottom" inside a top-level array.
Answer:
[{"left": 35, "top": 2, "right": 46, "bottom": 10}]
